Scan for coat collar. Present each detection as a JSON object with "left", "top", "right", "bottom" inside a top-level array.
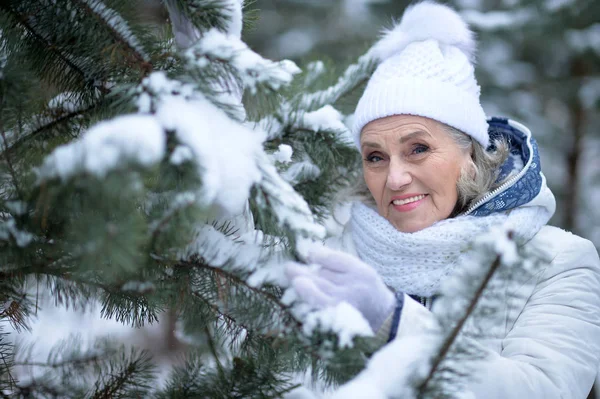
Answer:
[{"left": 464, "top": 117, "right": 555, "bottom": 218}]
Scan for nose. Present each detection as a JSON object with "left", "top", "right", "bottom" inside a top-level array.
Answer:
[{"left": 386, "top": 157, "right": 412, "bottom": 191}]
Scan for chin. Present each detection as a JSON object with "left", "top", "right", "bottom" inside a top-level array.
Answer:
[{"left": 391, "top": 220, "right": 430, "bottom": 233}]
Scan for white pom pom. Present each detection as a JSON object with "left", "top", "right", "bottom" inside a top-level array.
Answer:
[{"left": 369, "top": 1, "right": 476, "bottom": 63}]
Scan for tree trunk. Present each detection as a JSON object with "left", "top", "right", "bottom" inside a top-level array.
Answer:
[
  {"left": 564, "top": 58, "right": 588, "bottom": 232},
  {"left": 564, "top": 100, "right": 584, "bottom": 232}
]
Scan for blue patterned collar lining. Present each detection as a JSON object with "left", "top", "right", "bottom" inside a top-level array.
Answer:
[{"left": 469, "top": 117, "right": 543, "bottom": 217}]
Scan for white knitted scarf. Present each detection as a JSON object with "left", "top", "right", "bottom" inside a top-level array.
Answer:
[{"left": 350, "top": 202, "right": 551, "bottom": 297}]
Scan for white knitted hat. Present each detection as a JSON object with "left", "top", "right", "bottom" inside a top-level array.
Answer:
[{"left": 353, "top": 1, "right": 489, "bottom": 149}]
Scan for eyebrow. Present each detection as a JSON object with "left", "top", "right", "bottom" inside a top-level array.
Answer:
[
  {"left": 399, "top": 130, "right": 431, "bottom": 143},
  {"left": 361, "top": 130, "right": 432, "bottom": 150},
  {"left": 361, "top": 141, "right": 382, "bottom": 149}
]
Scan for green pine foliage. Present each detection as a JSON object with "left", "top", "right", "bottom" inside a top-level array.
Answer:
[{"left": 0, "top": 0, "right": 373, "bottom": 396}]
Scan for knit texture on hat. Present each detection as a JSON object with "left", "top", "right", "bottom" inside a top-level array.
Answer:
[{"left": 353, "top": 1, "right": 489, "bottom": 149}]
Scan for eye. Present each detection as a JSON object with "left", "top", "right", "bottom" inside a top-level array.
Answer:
[
  {"left": 412, "top": 144, "right": 429, "bottom": 155},
  {"left": 364, "top": 153, "right": 383, "bottom": 163}
]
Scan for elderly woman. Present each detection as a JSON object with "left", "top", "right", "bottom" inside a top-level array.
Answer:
[{"left": 286, "top": 2, "right": 600, "bottom": 398}]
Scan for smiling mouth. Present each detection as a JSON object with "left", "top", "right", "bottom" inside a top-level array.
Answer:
[{"left": 391, "top": 194, "right": 427, "bottom": 206}]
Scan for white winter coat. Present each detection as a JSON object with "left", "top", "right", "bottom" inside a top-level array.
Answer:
[{"left": 331, "top": 223, "right": 600, "bottom": 398}]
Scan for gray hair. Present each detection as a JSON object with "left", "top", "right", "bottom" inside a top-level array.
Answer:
[
  {"left": 445, "top": 125, "right": 509, "bottom": 216},
  {"left": 342, "top": 124, "right": 509, "bottom": 217}
]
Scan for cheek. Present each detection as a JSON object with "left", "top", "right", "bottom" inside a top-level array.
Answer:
[
  {"left": 428, "top": 156, "right": 463, "bottom": 197},
  {"left": 446, "top": 165, "right": 463, "bottom": 195},
  {"left": 437, "top": 157, "right": 468, "bottom": 207},
  {"left": 363, "top": 171, "right": 385, "bottom": 202}
]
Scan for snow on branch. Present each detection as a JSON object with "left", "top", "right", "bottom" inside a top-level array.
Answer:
[
  {"left": 255, "top": 155, "right": 325, "bottom": 240},
  {"left": 156, "top": 94, "right": 264, "bottom": 216},
  {"left": 0, "top": 101, "right": 98, "bottom": 158},
  {"left": 220, "top": 0, "right": 243, "bottom": 38},
  {"left": 138, "top": 66, "right": 246, "bottom": 121},
  {"left": 136, "top": 71, "right": 200, "bottom": 113},
  {"left": 179, "top": 223, "right": 262, "bottom": 271},
  {"left": 299, "top": 105, "right": 348, "bottom": 133},
  {"left": 75, "top": 0, "right": 150, "bottom": 64},
  {"left": 138, "top": 71, "right": 265, "bottom": 215},
  {"left": 270, "top": 144, "right": 293, "bottom": 164},
  {"left": 300, "top": 302, "right": 373, "bottom": 349},
  {"left": 137, "top": 72, "right": 263, "bottom": 215},
  {"left": 39, "top": 67, "right": 326, "bottom": 241},
  {"left": 302, "top": 60, "right": 326, "bottom": 87},
  {"left": 281, "top": 159, "right": 321, "bottom": 185},
  {"left": 166, "top": 0, "right": 243, "bottom": 49},
  {"left": 298, "top": 55, "right": 375, "bottom": 111},
  {"left": 186, "top": 28, "right": 301, "bottom": 94},
  {"left": 37, "top": 114, "right": 165, "bottom": 181},
  {"left": 294, "top": 104, "right": 353, "bottom": 145}
]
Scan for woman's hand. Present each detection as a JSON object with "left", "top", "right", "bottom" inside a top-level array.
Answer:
[{"left": 285, "top": 246, "right": 396, "bottom": 332}]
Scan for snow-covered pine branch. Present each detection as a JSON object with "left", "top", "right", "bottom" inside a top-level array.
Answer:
[
  {"left": 38, "top": 60, "right": 326, "bottom": 247},
  {"left": 185, "top": 28, "right": 301, "bottom": 94},
  {"left": 220, "top": 0, "right": 244, "bottom": 38},
  {"left": 178, "top": 223, "right": 262, "bottom": 271},
  {"left": 0, "top": 92, "right": 99, "bottom": 157},
  {"left": 293, "top": 104, "right": 353, "bottom": 144},
  {"left": 259, "top": 102, "right": 358, "bottom": 221},
  {"left": 274, "top": 106, "right": 352, "bottom": 186},
  {"left": 168, "top": 222, "right": 365, "bottom": 372},
  {"left": 302, "top": 60, "right": 326, "bottom": 87},
  {"left": 283, "top": 285, "right": 374, "bottom": 350},
  {"left": 165, "top": 0, "right": 244, "bottom": 48},
  {"left": 253, "top": 155, "right": 326, "bottom": 240},
  {"left": 37, "top": 114, "right": 164, "bottom": 182},
  {"left": 298, "top": 55, "right": 376, "bottom": 112},
  {"left": 39, "top": 77, "right": 258, "bottom": 215},
  {"left": 74, "top": 0, "right": 150, "bottom": 66}
]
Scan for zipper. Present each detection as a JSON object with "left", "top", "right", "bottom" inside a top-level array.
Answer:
[
  {"left": 417, "top": 296, "right": 430, "bottom": 310},
  {"left": 411, "top": 295, "right": 435, "bottom": 310},
  {"left": 462, "top": 120, "right": 534, "bottom": 216},
  {"left": 462, "top": 172, "right": 521, "bottom": 216}
]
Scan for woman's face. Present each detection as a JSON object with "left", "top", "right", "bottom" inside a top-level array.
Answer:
[{"left": 360, "top": 115, "right": 471, "bottom": 233}]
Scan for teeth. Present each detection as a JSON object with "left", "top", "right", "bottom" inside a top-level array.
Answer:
[{"left": 393, "top": 195, "right": 426, "bottom": 206}]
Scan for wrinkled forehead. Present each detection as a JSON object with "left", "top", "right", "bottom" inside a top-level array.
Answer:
[
  {"left": 360, "top": 115, "right": 444, "bottom": 144},
  {"left": 362, "top": 114, "right": 441, "bottom": 134}
]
